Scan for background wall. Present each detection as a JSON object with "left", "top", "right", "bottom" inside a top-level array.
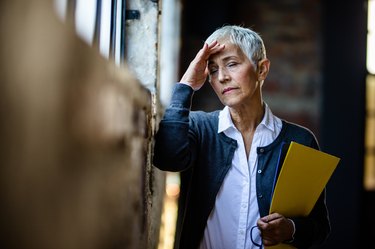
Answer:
[
  {"left": 181, "top": 0, "right": 323, "bottom": 135},
  {"left": 180, "top": 0, "right": 368, "bottom": 248},
  {"left": 321, "top": 1, "right": 367, "bottom": 248}
]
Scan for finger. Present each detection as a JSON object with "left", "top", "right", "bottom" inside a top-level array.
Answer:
[
  {"left": 257, "top": 220, "right": 270, "bottom": 231},
  {"left": 206, "top": 40, "right": 218, "bottom": 49},
  {"left": 260, "top": 216, "right": 268, "bottom": 223},
  {"left": 207, "top": 41, "right": 225, "bottom": 51},
  {"left": 194, "top": 44, "right": 211, "bottom": 61},
  {"left": 210, "top": 43, "right": 225, "bottom": 53},
  {"left": 264, "top": 213, "right": 283, "bottom": 223},
  {"left": 257, "top": 216, "right": 273, "bottom": 229},
  {"left": 199, "top": 42, "right": 225, "bottom": 60},
  {"left": 260, "top": 215, "right": 273, "bottom": 223}
]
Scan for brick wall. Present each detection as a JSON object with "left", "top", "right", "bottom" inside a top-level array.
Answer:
[{"left": 236, "top": 0, "right": 323, "bottom": 137}]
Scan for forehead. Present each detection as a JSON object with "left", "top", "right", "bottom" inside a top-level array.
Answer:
[{"left": 208, "top": 43, "right": 247, "bottom": 64}]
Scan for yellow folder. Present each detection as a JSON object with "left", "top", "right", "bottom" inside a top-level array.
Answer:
[{"left": 266, "top": 142, "right": 341, "bottom": 249}]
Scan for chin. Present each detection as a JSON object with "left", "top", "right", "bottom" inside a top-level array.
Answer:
[
  {"left": 223, "top": 101, "right": 241, "bottom": 108},
  {"left": 221, "top": 96, "right": 242, "bottom": 107}
]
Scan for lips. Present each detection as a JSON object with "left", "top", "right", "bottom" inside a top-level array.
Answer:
[{"left": 222, "top": 87, "right": 238, "bottom": 94}]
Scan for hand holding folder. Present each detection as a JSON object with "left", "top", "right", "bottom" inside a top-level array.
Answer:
[{"left": 265, "top": 142, "right": 341, "bottom": 249}]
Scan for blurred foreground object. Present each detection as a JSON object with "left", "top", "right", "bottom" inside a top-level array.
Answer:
[{"left": 0, "top": 0, "right": 164, "bottom": 249}]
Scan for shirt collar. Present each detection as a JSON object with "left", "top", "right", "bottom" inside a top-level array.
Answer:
[
  {"left": 218, "top": 103, "right": 277, "bottom": 134},
  {"left": 218, "top": 106, "right": 233, "bottom": 133}
]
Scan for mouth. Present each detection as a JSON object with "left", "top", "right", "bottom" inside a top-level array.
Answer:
[{"left": 222, "top": 87, "right": 238, "bottom": 94}]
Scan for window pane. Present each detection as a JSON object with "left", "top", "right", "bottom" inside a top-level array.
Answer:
[
  {"left": 367, "top": 75, "right": 375, "bottom": 112},
  {"left": 365, "top": 116, "right": 375, "bottom": 148},
  {"left": 114, "top": 0, "right": 122, "bottom": 65},
  {"left": 54, "top": 0, "right": 68, "bottom": 20},
  {"left": 365, "top": 153, "right": 375, "bottom": 190},
  {"left": 365, "top": 1, "right": 375, "bottom": 190},
  {"left": 75, "top": 0, "right": 97, "bottom": 45},
  {"left": 99, "top": 0, "right": 112, "bottom": 58},
  {"left": 365, "top": 75, "right": 375, "bottom": 190}
]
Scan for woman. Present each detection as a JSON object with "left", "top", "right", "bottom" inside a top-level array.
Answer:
[{"left": 153, "top": 25, "right": 330, "bottom": 249}]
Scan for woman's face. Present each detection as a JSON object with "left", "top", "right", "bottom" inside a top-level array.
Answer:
[{"left": 207, "top": 42, "right": 264, "bottom": 109}]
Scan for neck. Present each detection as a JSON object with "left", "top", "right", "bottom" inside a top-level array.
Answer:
[{"left": 229, "top": 101, "right": 265, "bottom": 134}]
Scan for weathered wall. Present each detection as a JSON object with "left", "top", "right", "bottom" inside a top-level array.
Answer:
[
  {"left": 125, "top": 0, "right": 160, "bottom": 91},
  {"left": 0, "top": 0, "right": 164, "bottom": 249}
]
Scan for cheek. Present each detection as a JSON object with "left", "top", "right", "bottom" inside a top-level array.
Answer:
[
  {"left": 209, "top": 80, "right": 220, "bottom": 94},
  {"left": 238, "top": 71, "right": 257, "bottom": 88}
]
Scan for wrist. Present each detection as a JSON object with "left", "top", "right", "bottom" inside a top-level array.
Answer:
[
  {"left": 178, "top": 82, "right": 194, "bottom": 89},
  {"left": 284, "top": 218, "right": 296, "bottom": 243},
  {"left": 178, "top": 82, "right": 201, "bottom": 91}
]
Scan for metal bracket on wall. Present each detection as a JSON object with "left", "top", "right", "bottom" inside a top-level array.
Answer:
[{"left": 125, "top": 10, "right": 140, "bottom": 20}]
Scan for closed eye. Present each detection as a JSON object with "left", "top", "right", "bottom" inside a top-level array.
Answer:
[
  {"left": 227, "top": 62, "right": 238, "bottom": 67},
  {"left": 209, "top": 67, "right": 218, "bottom": 75}
]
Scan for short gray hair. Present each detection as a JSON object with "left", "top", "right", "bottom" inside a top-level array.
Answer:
[{"left": 205, "top": 25, "right": 267, "bottom": 68}]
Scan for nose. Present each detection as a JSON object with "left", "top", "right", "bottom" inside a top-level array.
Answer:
[{"left": 218, "top": 68, "right": 230, "bottom": 83}]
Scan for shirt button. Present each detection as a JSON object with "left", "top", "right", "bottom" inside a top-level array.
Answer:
[{"left": 257, "top": 169, "right": 262, "bottom": 174}]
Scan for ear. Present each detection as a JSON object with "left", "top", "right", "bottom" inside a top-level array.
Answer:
[{"left": 257, "top": 58, "right": 270, "bottom": 81}]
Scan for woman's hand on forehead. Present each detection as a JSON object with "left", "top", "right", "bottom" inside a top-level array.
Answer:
[{"left": 180, "top": 41, "right": 225, "bottom": 90}]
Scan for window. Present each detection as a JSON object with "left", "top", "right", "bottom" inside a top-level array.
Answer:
[
  {"left": 53, "top": 0, "right": 163, "bottom": 91},
  {"left": 53, "top": 0, "right": 126, "bottom": 65},
  {"left": 75, "top": 0, "right": 97, "bottom": 45},
  {"left": 365, "top": 0, "right": 375, "bottom": 190}
]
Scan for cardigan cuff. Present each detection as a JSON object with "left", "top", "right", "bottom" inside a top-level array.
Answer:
[
  {"left": 170, "top": 83, "right": 194, "bottom": 109},
  {"left": 284, "top": 218, "right": 296, "bottom": 243}
]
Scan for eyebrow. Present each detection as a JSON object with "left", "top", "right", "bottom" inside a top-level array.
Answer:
[{"left": 208, "top": 55, "right": 238, "bottom": 66}]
